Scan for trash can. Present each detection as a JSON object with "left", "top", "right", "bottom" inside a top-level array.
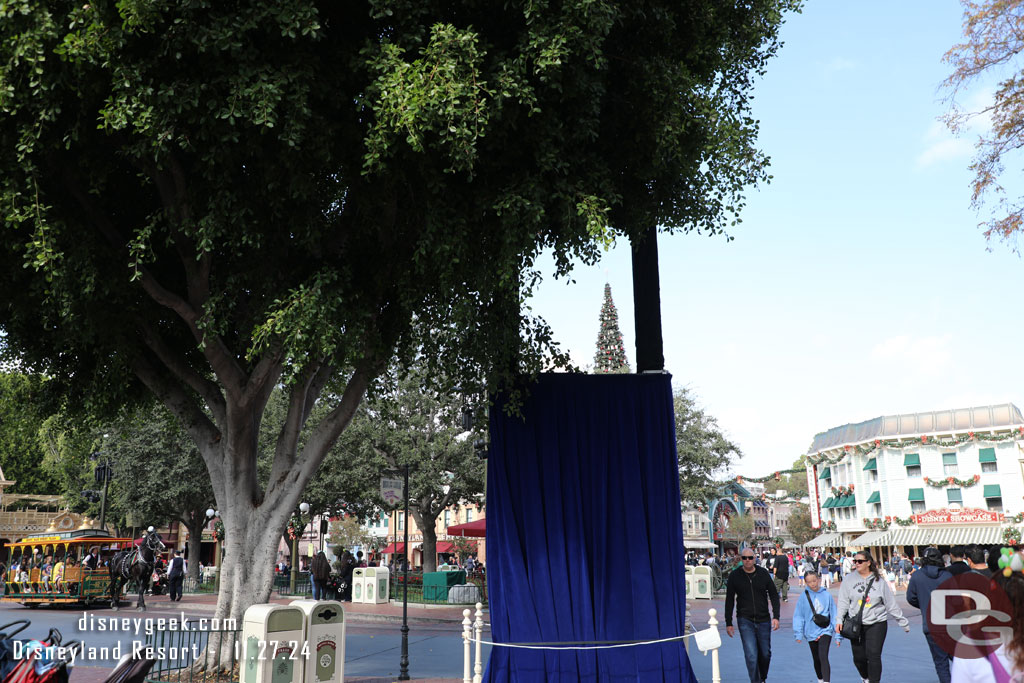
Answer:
[
  {"left": 363, "top": 567, "right": 389, "bottom": 604},
  {"left": 290, "top": 600, "right": 345, "bottom": 683},
  {"left": 351, "top": 568, "right": 366, "bottom": 603},
  {"left": 241, "top": 604, "right": 306, "bottom": 683}
]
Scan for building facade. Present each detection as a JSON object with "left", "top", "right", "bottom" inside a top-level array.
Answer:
[{"left": 804, "top": 403, "right": 1024, "bottom": 558}]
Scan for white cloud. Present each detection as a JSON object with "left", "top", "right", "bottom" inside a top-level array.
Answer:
[{"left": 870, "top": 334, "right": 953, "bottom": 375}]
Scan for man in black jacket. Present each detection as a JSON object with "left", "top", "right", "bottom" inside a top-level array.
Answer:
[
  {"left": 769, "top": 547, "right": 789, "bottom": 602},
  {"left": 947, "top": 545, "right": 971, "bottom": 576},
  {"left": 907, "top": 547, "right": 953, "bottom": 683},
  {"left": 167, "top": 550, "right": 185, "bottom": 602},
  {"left": 725, "top": 549, "right": 781, "bottom": 683}
]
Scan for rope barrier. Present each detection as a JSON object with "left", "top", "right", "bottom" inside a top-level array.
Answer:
[{"left": 465, "top": 632, "right": 698, "bottom": 650}]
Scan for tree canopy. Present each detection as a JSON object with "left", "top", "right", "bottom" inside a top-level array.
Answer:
[
  {"left": 674, "top": 387, "right": 742, "bottom": 505},
  {"left": 0, "top": 373, "right": 59, "bottom": 494},
  {"left": 0, "top": 0, "right": 801, "bottom": 622},
  {"left": 944, "top": 0, "right": 1024, "bottom": 243}
]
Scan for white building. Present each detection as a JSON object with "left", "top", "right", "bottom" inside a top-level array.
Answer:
[{"left": 803, "top": 403, "right": 1024, "bottom": 557}]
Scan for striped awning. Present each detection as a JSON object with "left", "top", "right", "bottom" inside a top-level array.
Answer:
[
  {"left": 805, "top": 532, "right": 843, "bottom": 547},
  {"left": 684, "top": 539, "right": 718, "bottom": 549},
  {"left": 849, "top": 529, "right": 892, "bottom": 546},
  {"left": 886, "top": 526, "right": 1004, "bottom": 547}
]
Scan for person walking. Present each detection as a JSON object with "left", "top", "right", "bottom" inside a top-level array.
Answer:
[
  {"left": 770, "top": 547, "right": 790, "bottom": 602},
  {"left": 842, "top": 552, "right": 854, "bottom": 582},
  {"left": 907, "top": 547, "right": 954, "bottom": 683},
  {"left": 951, "top": 558, "right": 1024, "bottom": 681},
  {"left": 167, "top": 550, "right": 186, "bottom": 602},
  {"left": 310, "top": 550, "right": 331, "bottom": 600},
  {"left": 836, "top": 550, "right": 910, "bottom": 683},
  {"left": 794, "top": 570, "right": 842, "bottom": 683},
  {"left": 965, "top": 544, "right": 991, "bottom": 577},
  {"left": 819, "top": 554, "right": 832, "bottom": 589},
  {"left": 725, "top": 549, "right": 781, "bottom": 683}
]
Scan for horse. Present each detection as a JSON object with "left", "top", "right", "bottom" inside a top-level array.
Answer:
[{"left": 109, "top": 527, "right": 165, "bottom": 611}]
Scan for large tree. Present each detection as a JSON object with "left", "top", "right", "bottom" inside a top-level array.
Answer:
[
  {"left": 943, "top": 0, "right": 1024, "bottom": 242},
  {"left": 346, "top": 366, "right": 484, "bottom": 573},
  {"left": 0, "top": 373, "right": 60, "bottom": 494},
  {"left": 674, "top": 388, "right": 742, "bottom": 505},
  {"left": 0, "top": 0, "right": 799, "bottom": 629}
]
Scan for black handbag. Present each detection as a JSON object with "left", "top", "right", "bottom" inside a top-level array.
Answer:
[
  {"left": 805, "top": 590, "right": 831, "bottom": 628},
  {"left": 842, "top": 576, "right": 876, "bottom": 640}
]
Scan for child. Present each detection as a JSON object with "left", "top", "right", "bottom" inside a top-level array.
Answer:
[{"left": 794, "top": 570, "right": 842, "bottom": 683}]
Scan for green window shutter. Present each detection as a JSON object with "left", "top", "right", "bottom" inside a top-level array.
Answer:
[
  {"left": 819, "top": 467, "right": 831, "bottom": 480},
  {"left": 908, "top": 488, "right": 925, "bottom": 502},
  {"left": 863, "top": 458, "right": 877, "bottom": 471},
  {"left": 984, "top": 484, "right": 1002, "bottom": 498},
  {"left": 942, "top": 453, "right": 957, "bottom": 465},
  {"left": 947, "top": 488, "right": 963, "bottom": 504},
  {"left": 866, "top": 491, "right": 881, "bottom": 504},
  {"left": 904, "top": 453, "right": 920, "bottom": 466},
  {"left": 979, "top": 448, "right": 997, "bottom": 463}
]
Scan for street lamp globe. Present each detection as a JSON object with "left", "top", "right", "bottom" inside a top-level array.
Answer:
[
  {"left": 206, "top": 508, "right": 215, "bottom": 519},
  {"left": 299, "top": 502, "right": 310, "bottom": 515}
]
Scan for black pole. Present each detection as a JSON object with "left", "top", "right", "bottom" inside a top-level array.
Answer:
[
  {"left": 399, "top": 464, "right": 410, "bottom": 680},
  {"left": 98, "top": 463, "right": 110, "bottom": 531},
  {"left": 630, "top": 224, "right": 665, "bottom": 372}
]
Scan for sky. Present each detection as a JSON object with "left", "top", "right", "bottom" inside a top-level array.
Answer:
[{"left": 527, "top": 0, "right": 1024, "bottom": 477}]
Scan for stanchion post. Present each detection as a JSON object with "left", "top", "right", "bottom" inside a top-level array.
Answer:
[
  {"left": 684, "top": 604, "right": 691, "bottom": 655},
  {"left": 708, "top": 608, "right": 721, "bottom": 683},
  {"left": 462, "top": 609, "right": 473, "bottom": 683},
  {"left": 473, "top": 602, "right": 484, "bottom": 683}
]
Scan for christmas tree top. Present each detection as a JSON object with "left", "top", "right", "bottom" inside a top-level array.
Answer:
[{"left": 594, "top": 283, "right": 630, "bottom": 374}]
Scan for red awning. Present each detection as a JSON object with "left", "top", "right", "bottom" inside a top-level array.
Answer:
[
  {"left": 435, "top": 541, "right": 454, "bottom": 553},
  {"left": 446, "top": 519, "right": 486, "bottom": 537},
  {"left": 381, "top": 543, "right": 406, "bottom": 554}
]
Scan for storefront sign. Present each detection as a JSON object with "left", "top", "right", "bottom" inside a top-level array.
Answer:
[
  {"left": 380, "top": 477, "right": 404, "bottom": 506},
  {"left": 914, "top": 507, "right": 1003, "bottom": 525},
  {"left": 808, "top": 466, "right": 821, "bottom": 529}
]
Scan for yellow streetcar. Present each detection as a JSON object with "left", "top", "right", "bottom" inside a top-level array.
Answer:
[{"left": 2, "top": 529, "right": 133, "bottom": 607}]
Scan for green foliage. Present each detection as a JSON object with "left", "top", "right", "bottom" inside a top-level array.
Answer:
[
  {"left": 764, "top": 456, "right": 808, "bottom": 498},
  {"left": 0, "top": 372, "right": 59, "bottom": 493},
  {"left": 675, "top": 388, "right": 742, "bottom": 505},
  {"left": 327, "top": 517, "right": 370, "bottom": 553},
  {"left": 723, "top": 513, "right": 755, "bottom": 544},
  {"left": 785, "top": 503, "right": 816, "bottom": 546}
]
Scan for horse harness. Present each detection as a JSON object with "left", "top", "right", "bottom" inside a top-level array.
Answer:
[{"left": 119, "top": 534, "right": 160, "bottom": 579}]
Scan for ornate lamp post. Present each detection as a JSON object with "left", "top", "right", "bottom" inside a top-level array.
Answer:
[{"left": 290, "top": 502, "right": 310, "bottom": 595}]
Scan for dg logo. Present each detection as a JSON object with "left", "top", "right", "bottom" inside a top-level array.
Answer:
[{"left": 927, "top": 571, "right": 1013, "bottom": 659}]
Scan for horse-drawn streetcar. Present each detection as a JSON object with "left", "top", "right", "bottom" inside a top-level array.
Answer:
[{"left": 2, "top": 529, "right": 134, "bottom": 607}]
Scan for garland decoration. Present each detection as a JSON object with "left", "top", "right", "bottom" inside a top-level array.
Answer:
[
  {"left": 892, "top": 515, "right": 915, "bottom": 526},
  {"left": 806, "top": 429, "right": 1023, "bottom": 465},
  {"left": 286, "top": 514, "right": 305, "bottom": 541},
  {"left": 772, "top": 536, "right": 785, "bottom": 546},
  {"left": 830, "top": 485, "right": 855, "bottom": 497},
  {"left": 734, "top": 468, "right": 806, "bottom": 484},
  {"left": 821, "top": 520, "right": 837, "bottom": 531},
  {"left": 862, "top": 517, "right": 891, "bottom": 530},
  {"left": 1004, "top": 527, "right": 1022, "bottom": 546},
  {"left": 923, "top": 474, "right": 981, "bottom": 489},
  {"left": 1007, "top": 512, "right": 1024, "bottom": 524},
  {"left": 213, "top": 520, "right": 225, "bottom": 542}
]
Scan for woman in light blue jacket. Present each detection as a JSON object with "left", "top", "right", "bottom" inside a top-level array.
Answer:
[{"left": 794, "top": 570, "right": 842, "bottom": 683}]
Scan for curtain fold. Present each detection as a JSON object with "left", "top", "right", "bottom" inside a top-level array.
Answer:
[{"left": 484, "top": 374, "right": 697, "bottom": 682}]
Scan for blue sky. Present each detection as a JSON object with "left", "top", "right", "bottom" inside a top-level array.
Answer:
[{"left": 528, "top": 0, "right": 1024, "bottom": 476}]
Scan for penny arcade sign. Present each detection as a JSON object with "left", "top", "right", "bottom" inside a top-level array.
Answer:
[{"left": 914, "top": 507, "right": 1004, "bottom": 525}]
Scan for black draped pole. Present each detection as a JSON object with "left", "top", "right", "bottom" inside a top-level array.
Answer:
[{"left": 630, "top": 224, "right": 665, "bottom": 372}]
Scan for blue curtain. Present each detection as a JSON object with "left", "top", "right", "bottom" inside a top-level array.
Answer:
[{"left": 484, "top": 373, "right": 697, "bottom": 682}]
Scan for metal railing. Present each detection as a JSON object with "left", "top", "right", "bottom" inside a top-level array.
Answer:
[
  {"left": 144, "top": 625, "right": 241, "bottom": 683},
  {"left": 390, "top": 571, "right": 488, "bottom": 605}
]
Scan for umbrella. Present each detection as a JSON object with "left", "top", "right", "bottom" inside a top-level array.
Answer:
[{"left": 446, "top": 519, "right": 485, "bottom": 538}]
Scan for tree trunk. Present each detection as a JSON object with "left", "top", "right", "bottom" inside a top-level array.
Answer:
[
  {"left": 412, "top": 509, "right": 439, "bottom": 573},
  {"left": 184, "top": 513, "right": 203, "bottom": 583}
]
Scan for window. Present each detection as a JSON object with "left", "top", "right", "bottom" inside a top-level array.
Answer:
[
  {"left": 873, "top": 503, "right": 881, "bottom": 517},
  {"left": 398, "top": 512, "right": 405, "bottom": 531},
  {"left": 467, "top": 508, "right": 474, "bottom": 523},
  {"left": 444, "top": 510, "right": 450, "bottom": 527},
  {"left": 982, "top": 461, "right": 997, "bottom": 473},
  {"left": 988, "top": 497, "right": 1004, "bottom": 512},
  {"left": 871, "top": 470, "right": 878, "bottom": 483},
  {"left": 943, "top": 453, "right": 959, "bottom": 476},
  {"left": 911, "top": 500, "right": 926, "bottom": 514},
  {"left": 907, "top": 465, "right": 922, "bottom": 478},
  {"left": 383, "top": 515, "right": 388, "bottom": 529},
  {"left": 947, "top": 488, "right": 963, "bottom": 505}
]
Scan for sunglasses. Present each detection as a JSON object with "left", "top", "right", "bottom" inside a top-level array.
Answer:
[
  {"left": 741, "top": 556, "right": 755, "bottom": 560},
  {"left": 853, "top": 559, "right": 868, "bottom": 564}
]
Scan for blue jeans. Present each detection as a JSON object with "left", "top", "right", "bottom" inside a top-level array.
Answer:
[
  {"left": 925, "top": 632, "right": 952, "bottom": 683},
  {"left": 311, "top": 578, "right": 322, "bottom": 600},
  {"left": 737, "top": 617, "right": 772, "bottom": 683}
]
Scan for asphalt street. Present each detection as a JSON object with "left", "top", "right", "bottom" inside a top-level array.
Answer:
[{"left": 0, "top": 601, "right": 490, "bottom": 681}]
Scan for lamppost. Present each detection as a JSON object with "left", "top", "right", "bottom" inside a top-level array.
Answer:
[
  {"left": 399, "top": 464, "right": 410, "bottom": 681},
  {"left": 86, "top": 445, "right": 113, "bottom": 531},
  {"left": 290, "top": 502, "right": 310, "bottom": 595},
  {"left": 206, "top": 508, "right": 221, "bottom": 592}
]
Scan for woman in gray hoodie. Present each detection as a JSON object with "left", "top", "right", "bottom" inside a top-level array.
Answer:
[{"left": 836, "top": 550, "right": 911, "bottom": 683}]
